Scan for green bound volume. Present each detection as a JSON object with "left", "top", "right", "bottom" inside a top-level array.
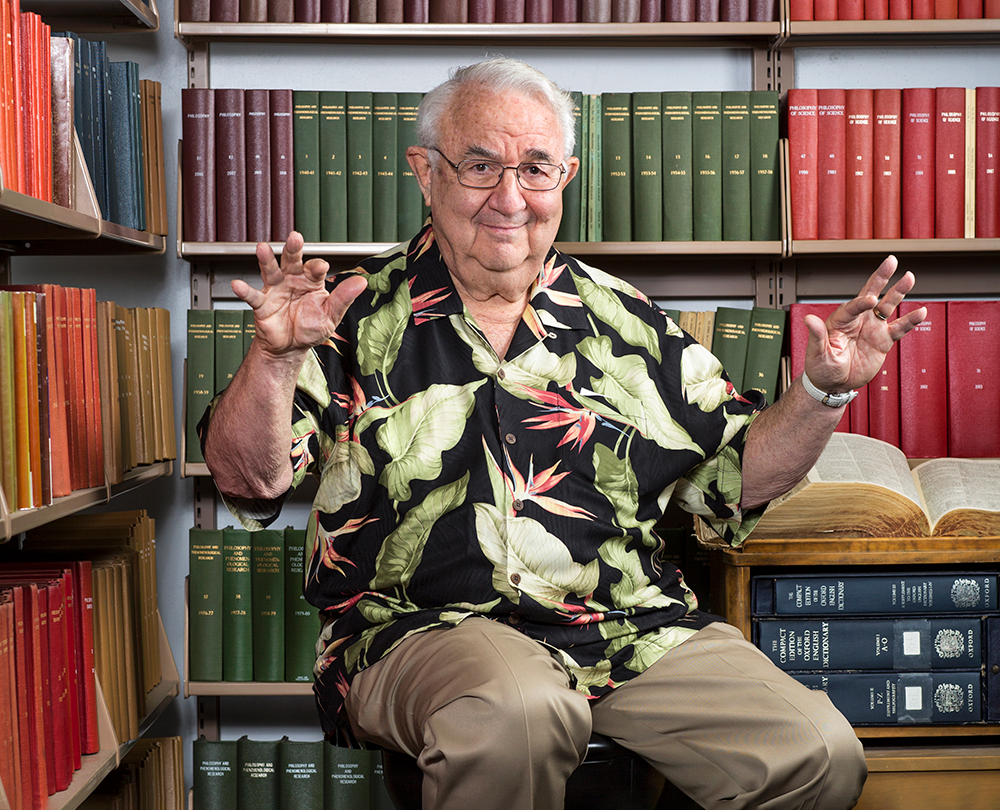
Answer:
[
  {"left": 556, "top": 90, "right": 584, "bottom": 244},
  {"left": 370, "top": 749, "right": 395, "bottom": 810},
  {"left": 213, "top": 309, "right": 244, "bottom": 395},
  {"left": 292, "top": 90, "right": 321, "bottom": 242},
  {"left": 691, "top": 92, "right": 723, "bottom": 241},
  {"left": 587, "top": 94, "right": 602, "bottom": 241},
  {"left": 721, "top": 91, "right": 751, "bottom": 242},
  {"left": 185, "top": 309, "right": 214, "bottom": 463},
  {"left": 631, "top": 91, "right": 663, "bottom": 242},
  {"left": 237, "top": 737, "right": 280, "bottom": 810},
  {"left": 278, "top": 737, "right": 324, "bottom": 810},
  {"left": 346, "top": 91, "right": 374, "bottom": 243},
  {"left": 324, "top": 745, "right": 372, "bottom": 810},
  {"left": 252, "top": 528, "right": 286, "bottom": 682},
  {"left": 223, "top": 526, "right": 254, "bottom": 682},
  {"left": 750, "top": 91, "right": 781, "bottom": 242},
  {"left": 744, "top": 307, "right": 787, "bottom": 405},
  {"left": 601, "top": 92, "right": 632, "bottom": 242},
  {"left": 284, "top": 527, "right": 318, "bottom": 682},
  {"left": 319, "top": 91, "right": 348, "bottom": 243},
  {"left": 711, "top": 306, "right": 753, "bottom": 394},
  {"left": 193, "top": 738, "right": 238, "bottom": 810},
  {"left": 578, "top": 94, "right": 591, "bottom": 241},
  {"left": 372, "top": 92, "right": 398, "bottom": 243},
  {"left": 189, "top": 528, "right": 224, "bottom": 682},
  {"left": 396, "top": 92, "right": 425, "bottom": 239},
  {"left": 661, "top": 92, "right": 693, "bottom": 241},
  {"left": 242, "top": 309, "right": 255, "bottom": 356}
]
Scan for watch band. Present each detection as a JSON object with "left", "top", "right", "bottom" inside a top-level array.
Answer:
[{"left": 800, "top": 370, "right": 858, "bottom": 408}]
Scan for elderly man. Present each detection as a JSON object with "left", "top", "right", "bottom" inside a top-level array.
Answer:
[{"left": 203, "top": 57, "right": 925, "bottom": 810}]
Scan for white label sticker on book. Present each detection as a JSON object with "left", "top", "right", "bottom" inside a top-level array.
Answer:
[
  {"left": 903, "top": 631, "right": 921, "bottom": 655},
  {"left": 905, "top": 686, "right": 923, "bottom": 711}
]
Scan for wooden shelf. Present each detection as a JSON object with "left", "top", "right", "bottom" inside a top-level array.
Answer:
[
  {"left": 786, "top": 17, "right": 1000, "bottom": 45},
  {"left": 0, "top": 461, "right": 173, "bottom": 543},
  {"left": 20, "top": 0, "right": 159, "bottom": 31},
  {"left": 186, "top": 680, "right": 314, "bottom": 697},
  {"left": 790, "top": 238, "right": 1000, "bottom": 255}
]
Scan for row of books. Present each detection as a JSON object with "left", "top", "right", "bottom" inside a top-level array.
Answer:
[
  {"left": 788, "top": 299, "right": 1000, "bottom": 459},
  {"left": 786, "top": 86, "right": 1000, "bottom": 241},
  {"left": 79, "top": 737, "right": 184, "bottom": 810},
  {"left": 0, "top": 285, "right": 177, "bottom": 515},
  {"left": 789, "top": 0, "right": 1000, "bottom": 18},
  {"left": 749, "top": 571, "right": 1000, "bottom": 725},
  {"left": 193, "top": 737, "right": 395, "bottom": 810},
  {"left": 180, "top": 88, "right": 428, "bottom": 246},
  {"left": 562, "top": 90, "right": 782, "bottom": 243},
  {"left": 180, "top": 0, "right": 778, "bottom": 23},
  {"left": 188, "top": 526, "right": 320, "bottom": 684}
]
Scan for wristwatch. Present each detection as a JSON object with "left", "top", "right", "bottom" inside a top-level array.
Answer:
[{"left": 800, "top": 370, "right": 858, "bottom": 408}]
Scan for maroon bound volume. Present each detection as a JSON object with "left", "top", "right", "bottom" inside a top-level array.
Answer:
[
  {"left": 611, "top": 0, "right": 640, "bottom": 17},
  {"left": 899, "top": 301, "right": 948, "bottom": 459},
  {"left": 750, "top": 0, "right": 776, "bottom": 17},
  {"left": 321, "top": 0, "right": 350, "bottom": 19},
  {"left": 933, "top": 86, "right": 966, "bottom": 238},
  {"left": 403, "top": 0, "right": 430, "bottom": 20},
  {"left": 214, "top": 88, "right": 248, "bottom": 244},
  {"left": 295, "top": 0, "right": 322, "bottom": 19},
  {"left": 901, "top": 87, "right": 935, "bottom": 239},
  {"left": 720, "top": 0, "right": 749, "bottom": 17},
  {"left": 640, "top": 0, "right": 662, "bottom": 20},
  {"left": 210, "top": 0, "right": 239, "bottom": 20},
  {"left": 665, "top": 0, "right": 695, "bottom": 17},
  {"left": 378, "top": 0, "right": 405, "bottom": 19},
  {"left": 350, "top": 0, "right": 377, "bottom": 20},
  {"left": 470, "top": 0, "right": 497, "bottom": 20},
  {"left": 528, "top": 0, "right": 555, "bottom": 17},
  {"left": 976, "top": 86, "right": 1000, "bottom": 238},
  {"left": 430, "top": 0, "right": 469, "bottom": 20},
  {"left": 845, "top": 88, "right": 873, "bottom": 240},
  {"left": 787, "top": 88, "right": 819, "bottom": 241},
  {"left": 269, "top": 89, "right": 295, "bottom": 243},
  {"left": 245, "top": 89, "right": 271, "bottom": 245},
  {"left": 269, "top": 0, "right": 295, "bottom": 18},
  {"left": 872, "top": 88, "right": 901, "bottom": 239},
  {"left": 947, "top": 300, "right": 1000, "bottom": 457},
  {"left": 695, "top": 0, "right": 719, "bottom": 17},
  {"left": 181, "top": 88, "right": 216, "bottom": 243},
  {"left": 498, "top": 0, "right": 528, "bottom": 20},
  {"left": 240, "top": 0, "right": 267, "bottom": 19},
  {"left": 817, "top": 88, "right": 847, "bottom": 240},
  {"left": 553, "top": 0, "right": 579, "bottom": 18}
]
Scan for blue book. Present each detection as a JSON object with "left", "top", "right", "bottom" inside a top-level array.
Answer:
[{"left": 754, "top": 617, "right": 983, "bottom": 671}]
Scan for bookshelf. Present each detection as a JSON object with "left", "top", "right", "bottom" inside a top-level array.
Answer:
[{"left": 20, "top": 0, "right": 160, "bottom": 31}]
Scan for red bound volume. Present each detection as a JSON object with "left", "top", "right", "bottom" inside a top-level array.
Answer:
[
  {"left": 789, "top": 303, "right": 851, "bottom": 433},
  {"left": 497, "top": 0, "right": 527, "bottom": 20},
  {"left": 269, "top": 90, "right": 295, "bottom": 243},
  {"left": 529, "top": 0, "right": 555, "bottom": 20},
  {"left": 901, "top": 87, "right": 935, "bottom": 239},
  {"left": 959, "top": 0, "right": 982, "bottom": 14},
  {"left": 867, "top": 340, "right": 900, "bottom": 447},
  {"left": 789, "top": 0, "right": 813, "bottom": 18},
  {"left": 845, "top": 88, "right": 874, "bottom": 240},
  {"left": 470, "top": 0, "right": 497, "bottom": 21},
  {"left": 912, "top": 0, "right": 933, "bottom": 14},
  {"left": 934, "top": 0, "right": 958, "bottom": 13},
  {"left": 898, "top": 301, "right": 948, "bottom": 458},
  {"left": 947, "top": 300, "right": 1000, "bottom": 457},
  {"left": 665, "top": 0, "right": 696, "bottom": 17},
  {"left": 245, "top": 89, "right": 271, "bottom": 245},
  {"left": 640, "top": 0, "right": 662, "bottom": 20},
  {"left": 720, "top": 0, "right": 749, "bottom": 18},
  {"left": 889, "top": 0, "right": 910, "bottom": 14},
  {"left": 181, "top": 88, "right": 216, "bottom": 243},
  {"left": 321, "top": 0, "right": 350, "bottom": 20},
  {"left": 817, "top": 88, "right": 847, "bottom": 240},
  {"left": 214, "top": 88, "right": 247, "bottom": 244},
  {"left": 976, "top": 87, "right": 1000, "bottom": 238},
  {"left": 864, "top": 0, "right": 888, "bottom": 14},
  {"left": 430, "top": 0, "right": 469, "bottom": 20},
  {"left": 986, "top": 0, "right": 999, "bottom": 14},
  {"left": 873, "top": 88, "right": 901, "bottom": 239},
  {"left": 840, "top": 0, "right": 863, "bottom": 17},
  {"left": 934, "top": 87, "right": 966, "bottom": 239},
  {"left": 553, "top": 0, "right": 579, "bottom": 18},
  {"left": 787, "top": 88, "right": 819, "bottom": 241},
  {"left": 814, "top": 0, "right": 836, "bottom": 18}
]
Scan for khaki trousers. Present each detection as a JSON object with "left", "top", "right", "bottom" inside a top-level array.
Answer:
[{"left": 344, "top": 618, "right": 866, "bottom": 810}]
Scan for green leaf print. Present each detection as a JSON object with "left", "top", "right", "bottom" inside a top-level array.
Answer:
[
  {"left": 313, "top": 438, "right": 375, "bottom": 516},
  {"left": 624, "top": 626, "right": 699, "bottom": 673},
  {"left": 679, "top": 342, "right": 731, "bottom": 413},
  {"left": 377, "top": 381, "right": 485, "bottom": 502},
  {"left": 356, "top": 279, "right": 411, "bottom": 382},
  {"left": 597, "top": 535, "right": 684, "bottom": 611},
  {"left": 371, "top": 473, "right": 470, "bottom": 591},
  {"left": 575, "top": 275, "right": 662, "bottom": 363}
]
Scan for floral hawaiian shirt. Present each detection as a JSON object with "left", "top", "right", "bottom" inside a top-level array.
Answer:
[{"left": 224, "top": 222, "right": 766, "bottom": 734}]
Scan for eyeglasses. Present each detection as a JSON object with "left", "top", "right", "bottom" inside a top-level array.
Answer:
[{"left": 430, "top": 147, "right": 567, "bottom": 192}]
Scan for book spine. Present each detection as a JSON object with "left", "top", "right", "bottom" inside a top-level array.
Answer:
[
  {"left": 720, "top": 0, "right": 750, "bottom": 17},
  {"left": 194, "top": 739, "right": 238, "bottom": 810},
  {"left": 181, "top": 88, "right": 216, "bottom": 243},
  {"left": 789, "top": 0, "right": 813, "bottom": 17},
  {"left": 662, "top": 91, "right": 693, "bottom": 241},
  {"left": 749, "top": 91, "right": 781, "bottom": 242},
  {"left": 845, "top": 88, "right": 874, "bottom": 240},
  {"left": 251, "top": 529, "right": 285, "bottom": 682},
  {"left": 185, "top": 309, "right": 215, "bottom": 464},
  {"left": 215, "top": 88, "right": 247, "bottom": 244},
  {"left": 292, "top": 90, "right": 321, "bottom": 243},
  {"left": 899, "top": 300, "right": 948, "bottom": 459},
  {"left": 529, "top": 0, "right": 554, "bottom": 16},
  {"left": 786, "top": 87, "right": 819, "bottom": 241},
  {"left": 721, "top": 91, "right": 751, "bottom": 241},
  {"left": 640, "top": 0, "right": 663, "bottom": 19},
  {"left": 601, "top": 92, "right": 632, "bottom": 242},
  {"left": 817, "top": 88, "right": 847, "bottom": 240},
  {"left": 322, "top": 0, "right": 351, "bottom": 19},
  {"left": 469, "top": 0, "right": 497, "bottom": 18},
  {"left": 269, "top": 89, "right": 295, "bottom": 243},
  {"left": 867, "top": 339, "right": 900, "bottom": 447},
  {"left": 901, "top": 87, "right": 936, "bottom": 239},
  {"left": 324, "top": 744, "right": 372, "bottom": 810},
  {"left": 396, "top": 92, "right": 424, "bottom": 241},
  {"left": 188, "top": 528, "right": 224, "bottom": 682},
  {"left": 552, "top": 0, "right": 579, "bottom": 18},
  {"left": 696, "top": 0, "right": 720, "bottom": 18},
  {"left": 212, "top": 309, "right": 244, "bottom": 395},
  {"left": 295, "top": 0, "right": 322, "bottom": 18},
  {"left": 49, "top": 36, "right": 75, "bottom": 210},
  {"left": 890, "top": 0, "right": 911, "bottom": 14},
  {"left": 237, "top": 737, "right": 280, "bottom": 810},
  {"left": 946, "top": 299, "right": 1000, "bottom": 457},
  {"left": 934, "top": 86, "right": 967, "bottom": 238},
  {"left": 631, "top": 91, "right": 663, "bottom": 242},
  {"left": 319, "top": 90, "right": 348, "bottom": 243},
  {"left": 873, "top": 88, "right": 902, "bottom": 239},
  {"left": 840, "top": 0, "right": 864, "bottom": 16},
  {"left": 278, "top": 738, "right": 324, "bottom": 809},
  {"left": 270, "top": 0, "right": 296, "bottom": 18},
  {"left": 665, "top": 0, "right": 696, "bottom": 17},
  {"left": 346, "top": 91, "right": 374, "bottom": 243},
  {"left": 711, "top": 306, "right": 752, "bottom": 394},
  {"left": 222, "top": 527, "right": 254, "bottom": 682},
  {"left": 755, "top": 617, "right": 984, "bottom": 670},
  {"left": 372, "top": 92, "right": 398, "bottom": 244},
  {"left": 556, "top": 91, "right": 584, "bottom": 243},
  {"left": 691, "top": 91, "right": 723, "bottom": 241},
  {"left": 743, "top": 307, "right": 786, "bottom": 405},
  {"left": 245, "top": 88, "right": 271, "bottom": 244},
  {"left": 498, "top": 0, "right": 528, "bottom": 20},
  {"left": 976, "top": 86, "right": 1000, "bottom": 238},
  {"left": 283, "top": 528, "right": 317, "bottom": 682}
]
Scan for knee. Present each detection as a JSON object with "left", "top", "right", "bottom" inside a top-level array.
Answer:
[{"left": 804, "top": 711, "right": 867, "bottom": 810}]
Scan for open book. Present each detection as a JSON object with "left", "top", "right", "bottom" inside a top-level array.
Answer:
[{"left": 751, "top": 433, "right": 1000, "bottom": 538}]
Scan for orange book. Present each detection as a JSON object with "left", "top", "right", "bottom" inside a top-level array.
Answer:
[
  {"left": 83, "top": 289, "right": 104, "bottom": 486},
  {"left": 64, "top": 287, "right": 87, "bottom": 491},
  {"left": 9, "top": 292, "right": 35, "bottom": 510}
]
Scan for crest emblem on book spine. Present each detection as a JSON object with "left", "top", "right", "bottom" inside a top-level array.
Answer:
[
  {"left": 950, "top": 578, "right": 980, "bottom": 609},
  {"left": 933, "top": 683, "right": 965, "bottom": 714},
  {"left": 933, "top": 628, "right": 965, "bottom": 659}
]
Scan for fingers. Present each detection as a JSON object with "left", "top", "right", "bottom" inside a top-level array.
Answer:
[{"left": 325, "top": 275, "right": 368, "bottom": 326}]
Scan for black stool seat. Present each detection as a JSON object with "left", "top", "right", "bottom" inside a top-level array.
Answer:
[{"left": 380, "top": 731, "right": 666, "bottom": 810}]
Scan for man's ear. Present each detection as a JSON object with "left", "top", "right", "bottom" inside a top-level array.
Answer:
[
  {"left": 406, "top": 146, "right": 433, "bottom": 207},
  {"left": 562, "top": 155, "right": 581, "bottom": 187}
]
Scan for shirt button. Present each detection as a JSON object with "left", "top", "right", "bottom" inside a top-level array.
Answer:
[
  {"left": 513, "top": 498, "right": 524, "bottom": 511},
  {"left": 508, "top": 613, "right": 521, "bottom": 625},
  {"left": 504, "top": 433, "right": 516, "bottom": 445},
  {"left": 497, "top": 368, "right": 506, "bottom": 380},
  {"left": 510, "top": 573, "right": 521, "bottom": 586}
]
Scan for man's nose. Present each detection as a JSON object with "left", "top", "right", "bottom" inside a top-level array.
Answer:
[{"left": 490, "top": 167, "right": 527, "bottom": 208}]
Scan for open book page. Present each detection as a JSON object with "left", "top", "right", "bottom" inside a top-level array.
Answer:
[
  {"left": 914, "top": 458, "right": 1000, "bottom": 532},
  {"left": 809, "top": 433, "right": 924, "bottom": 510}
]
